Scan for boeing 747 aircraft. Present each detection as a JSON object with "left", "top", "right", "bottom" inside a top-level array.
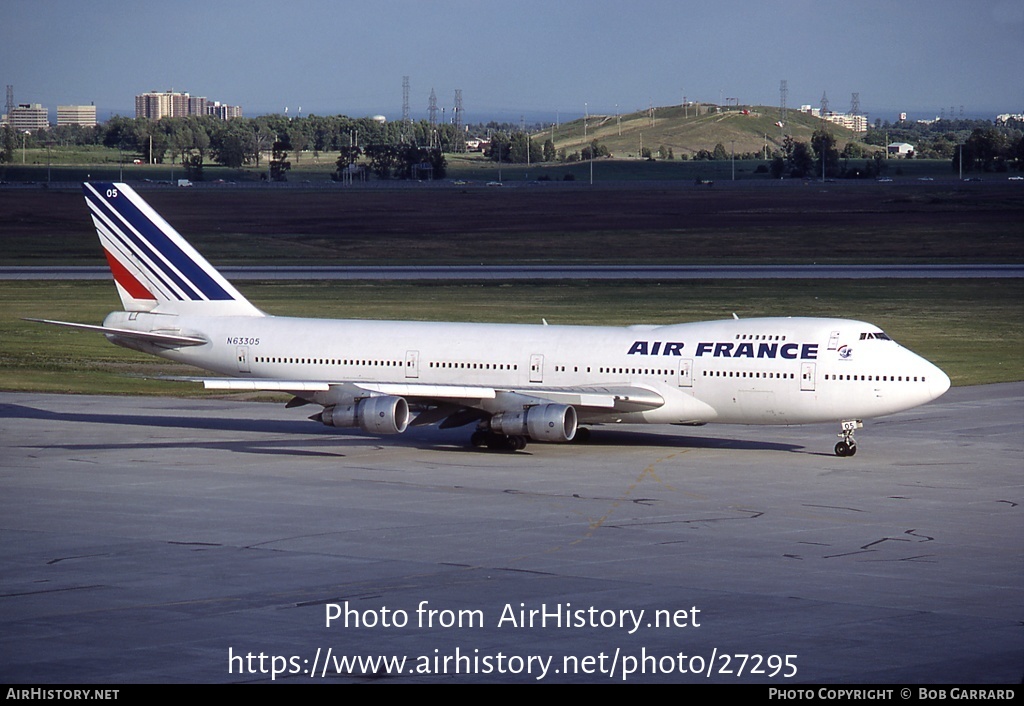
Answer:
[{"left": 31, "top": 182, "right": 950, "bottom": 455}]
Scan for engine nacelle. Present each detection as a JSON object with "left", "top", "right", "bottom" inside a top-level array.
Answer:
[
  {"left": 490, "top": 404, "right": 577, "bottom": 443},
  {"left": 320, "top": 396, "right": 410, "bottom": 435}
]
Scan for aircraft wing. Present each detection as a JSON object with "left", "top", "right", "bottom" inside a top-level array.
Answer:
[{"left": 198, "top": 379, "right": 664, "bottom": 413}]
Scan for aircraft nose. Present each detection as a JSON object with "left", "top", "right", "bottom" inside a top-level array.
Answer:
[{"left": 928, "top": 364, "right": 951, "bottom": 401}]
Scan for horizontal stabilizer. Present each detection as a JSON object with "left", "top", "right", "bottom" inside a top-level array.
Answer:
[{"left": 24, "top": 318, "right": 208, "bottom": 347}]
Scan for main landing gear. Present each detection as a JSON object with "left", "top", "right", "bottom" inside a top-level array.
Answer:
[
  {"left": 835, "top": 420, "right": 863, "bottom": 457},
  {"left": 470, "top": 429, "right": 528, "bottom": 451},
  {"left": 468, "top": 426, "right": 592, "bottom": 451}
]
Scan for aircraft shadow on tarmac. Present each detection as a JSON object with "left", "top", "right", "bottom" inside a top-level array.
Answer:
[
  {"left": 2, "top": 402, "right": 352, "bottom": 456},
  {"left": 2, "top": 402, "right": 805, "bottom": 456},
  {"left": 564, "top": 428, "right": 804, "bottom": 453}
]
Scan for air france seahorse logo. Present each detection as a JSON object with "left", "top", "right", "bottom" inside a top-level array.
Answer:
[{"left": 838, "top": 345, "right": 853, "bottom": 360}]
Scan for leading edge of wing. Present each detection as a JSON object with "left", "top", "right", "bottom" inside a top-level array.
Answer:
[{"left": 198, "top": 379, "right": 664, "bottom": 411}]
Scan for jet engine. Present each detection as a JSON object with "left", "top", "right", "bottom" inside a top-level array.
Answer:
[
  {"left": 319, "top": 396, "right": 410, "bottom": 435},
  {"left": 489, "top": 404, "right": 577, "bottom": 443}
]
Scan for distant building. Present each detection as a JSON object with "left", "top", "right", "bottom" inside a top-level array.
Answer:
[
  {"left": 4, "top": 103, "right": 49, "bottom": 130},
  {"left": 188, "top": 95, "right": 207, "bottom": 117},
  {"left": 798, "top": 105, "right": 868, "bottom": 133},
  {"left": 136, "top": 90, "right": 189, "bottom": 120},
  {"left": 135, "top": 90, "right": 241, "bottom": 120},
  {"left": 206, "top": 101, "right": 243, "bottom": 120},
  {"left": 57, "top": 104, "right": 97, "bottom": 127},
  {"left": 888, "top": 142, "right": 915, "bottom": 157},
  {"left": 814, "top": 111, "right": 868, "bottom": 133},
  {"left": 825, "top": 113, "right": 868, "bottom": 133}
]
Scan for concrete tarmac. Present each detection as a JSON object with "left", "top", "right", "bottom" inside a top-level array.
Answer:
[{"left": 0, "top": 384, "right": 1021, "bottom": 684}]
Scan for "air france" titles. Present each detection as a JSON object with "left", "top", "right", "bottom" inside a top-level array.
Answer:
[{"left": 627, "top": 341, "right": 819, "bottom": 360}]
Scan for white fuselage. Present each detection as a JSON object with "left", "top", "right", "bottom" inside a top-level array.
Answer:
[{"left": 103, "top": 310, "right": 950, "bottom": 427}]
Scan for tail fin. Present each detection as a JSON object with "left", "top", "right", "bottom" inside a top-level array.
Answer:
[{"left": 83, "top": 182, "right": 263, "bottom": 317}]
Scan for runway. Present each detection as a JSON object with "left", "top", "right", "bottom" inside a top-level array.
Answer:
[
  {"left": 0, "top": 384, "right": 1021, "bottom": 683},
  {"left": 2, "top": 264, "right": 1022, "bottom": 280}
]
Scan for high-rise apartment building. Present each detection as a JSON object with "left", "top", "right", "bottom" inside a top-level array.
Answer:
[
  {"left": 135, "top": 90, "right": 241, "bottom": 120},
  {"left": 135, "top": 90, "right": 190, "bottom": 120}
]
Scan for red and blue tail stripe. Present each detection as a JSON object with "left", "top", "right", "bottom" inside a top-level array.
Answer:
[
  {"left": 84, "top": 182, "right": 236, "bottom": 302},
  {"left": 83, "top": 183, "right": 262, "bottom": 316}
]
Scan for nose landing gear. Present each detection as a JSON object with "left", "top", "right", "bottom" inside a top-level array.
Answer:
[{"left": 835, "top": 420, "right": 862, "bottom": 457}]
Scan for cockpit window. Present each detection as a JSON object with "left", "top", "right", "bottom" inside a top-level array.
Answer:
[{"left": 859, "top": 331, "right": 892, "bottom": 341}]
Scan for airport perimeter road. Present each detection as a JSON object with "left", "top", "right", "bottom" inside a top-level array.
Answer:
[{"left": 0, "top": 384, "right": 1021, "bottom": 683}]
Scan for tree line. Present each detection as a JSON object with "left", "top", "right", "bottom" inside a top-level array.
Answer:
[
  {"left": 3, "top": 112, "right": 1020, "bottom": 176},
  {"left": 1, "top": 114, "right": 466, "bottom": 175}
]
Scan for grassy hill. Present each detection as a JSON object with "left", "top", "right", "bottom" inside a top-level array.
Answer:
[{"left": 542, "top": 104, "right": 865, "bottom": 160}]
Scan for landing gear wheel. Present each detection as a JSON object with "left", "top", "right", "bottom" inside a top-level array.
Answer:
[
  {"left": 834, "top": 440, "right": 857, "bottom": 457},
  {"left": 470, "top": 430, "right": 488, "bottom": 447},
  {"left": 481, "top": 432, "right": 528, "bottom": 451},
  {"left": 835, "top": 420, "right": 862, "bottom": 457}
]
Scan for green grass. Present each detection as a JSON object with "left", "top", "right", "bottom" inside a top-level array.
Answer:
[
  {"left": 5, "top": 144, "right": 121, "bottom": 166},
  {"left": 2, "top": 145, "right": 340, "bottom": 183},
  {"left": 2, "top": 279, "right": 1020, "bottom": 395}
]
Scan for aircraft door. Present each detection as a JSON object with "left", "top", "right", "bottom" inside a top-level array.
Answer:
[
  {"left": 405, "top": 350, "right": 419, "bottom": 379},
  {"left": 800, "top": 362, "right": 816, "bottom": 391},
  {"left": 677, "top": 358, "right": 693, "bottom": 387},
  {"left": 236, "top": 346, "right": 250, "bottom": 373},
  {"left": 529, "top": 354, "right": 544, "bottom": 383}
]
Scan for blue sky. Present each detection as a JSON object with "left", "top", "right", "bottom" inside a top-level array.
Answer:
[{"left": 5, "top": 0, "right": 1022, "bottom": 122}]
